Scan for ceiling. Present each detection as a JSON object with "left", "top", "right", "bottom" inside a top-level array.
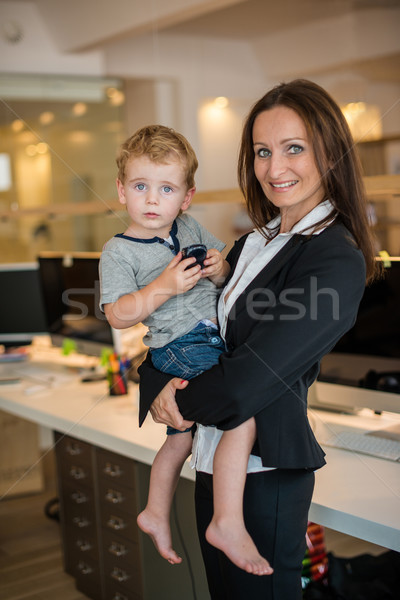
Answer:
[
  {"left": 1, "top": 0, "right": 399, "bottom": 82},
  {"left": 164, "top": 0, "right": 355, "bottom": 39},
  {"left": 161, "top": 0, "right": 400, "bottom": 83}
]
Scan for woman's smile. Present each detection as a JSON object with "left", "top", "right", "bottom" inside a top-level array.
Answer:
[{"left": 269, "top": 180, "right": 298, "bottom": 190}]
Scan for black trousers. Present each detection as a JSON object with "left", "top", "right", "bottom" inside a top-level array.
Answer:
[{"left": 195, "top": 468, "right": 315, "bottom": 600}]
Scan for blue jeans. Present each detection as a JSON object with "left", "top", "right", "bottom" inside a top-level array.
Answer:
[{"left": 150, "top": 322, "right": 225, "bottom": 434}]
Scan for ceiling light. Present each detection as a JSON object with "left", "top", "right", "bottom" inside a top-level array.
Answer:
[
  {"left": 341, "top": 102, "right": 382, "bottom": 142},
  {"left": 214, "top": 97, "right": 229, "bottom": 109},
  {"left": 11, "top": 119, "right": 24, "bottom": 132},
  {"left": 39, "top": 111, "right": 55, "bottom": 125},
  {"left": 36, "top": 142, "right": 48, "bottom": 154},
  {"left": 73, "top": 102, "right": 88, "bottom": 117}
]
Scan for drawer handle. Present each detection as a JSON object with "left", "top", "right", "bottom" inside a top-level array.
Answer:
[
  {"left": 107, "top": 516, "right": 126, "bottom": 531},
  {"left": 111, "top": 567, "right": 129, "bottom": 583},
  {"left": 77, "top": 561, "right": 92, "bottom": 575},
  {"left": 72, "top": 516, "right": 90, "bottom": 528},
  {"left": 105, "top": 489, "right": 125, "bottom": 504},
  {"left": 71, "top": 490, "right": 88, "bottom": 504},
  {"left": 103, "top": 463, "right": 123, "bottom": 478},
  {"left": 66, "top": 443, "right": 83, "bottom": 456},
  {"left": 77, "top": 539, "right": 92, "bottom": 552},
  {"left": 69, "top": 466, "right": 86, "bottom": 480},
  {"left": 112, "top": 593, "right": 128, "bottom": 600},
  {"left": 108, "top": 541, "right": 127, "bottom": 557}
]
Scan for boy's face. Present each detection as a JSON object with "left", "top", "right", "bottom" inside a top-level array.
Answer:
[{"left": 117, "top": 155, "right": 195, "bottom": 239}]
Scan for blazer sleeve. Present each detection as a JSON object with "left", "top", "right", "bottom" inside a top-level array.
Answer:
[{"left": 139, "top": 228, "right": 366, "bottom": 430}]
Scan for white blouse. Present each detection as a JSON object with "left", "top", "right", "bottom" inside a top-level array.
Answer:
[{"left": 190, "top": 200, "right": 335, "bottom": 474}]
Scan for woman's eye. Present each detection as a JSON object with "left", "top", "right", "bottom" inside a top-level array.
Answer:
[
  {"left": 162, "top": 186, "right": 173, "bottom": 194},
  {"left": 288, "top": 144, "right": 303, "bottom": 154},
  {"left": 257, "top": 148, "right": 271, "bottom": 158}
]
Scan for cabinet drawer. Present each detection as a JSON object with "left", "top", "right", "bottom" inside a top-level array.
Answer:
[
  {"left": 64, "top": 500, "right": 97, "bottom": 537},
  {"left": 55, "top": 432, "right": 92, "bottom": 465},
  {"left": 100, "top": 508, "right": 139, "bottom": 542},
  {"left": 62, "top": 480, "right": 96, "bottom": 510},
  {"left": 96, "top": 448, "right": 137, "bottom": 489},
  {"left": 104, "top": 579, "right": 143, "bottom": 600},
  {"left": 73, "top": 557, "right": 103, "bottom": 600},
  {"left": 58, "top": 459, "right": 94, "bottom": 487},
  {"left": 98, "top": 478, "right": 138, "bottom": 515},
  {"left": 65, "top": 528, "right": 99, "bottom": 562},
  {"left": 103, "top": 550, "right": 143, "bottom": 595},
  {"left": 102, "top": 529, "right": 141, "bottom": 570}
]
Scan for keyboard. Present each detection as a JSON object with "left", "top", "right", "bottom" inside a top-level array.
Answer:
[{"left": 321, "top": 430, "right": 400, "bottom": 462}]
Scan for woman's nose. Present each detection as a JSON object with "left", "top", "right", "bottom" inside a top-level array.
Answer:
[{"left": 268, "top": 154, "right": 287, "bottom": 179}]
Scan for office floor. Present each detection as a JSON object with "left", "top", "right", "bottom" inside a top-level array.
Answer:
[
  {"left": 0, "top": 450, "right": 387, "bottom": 600},
  {"left": 0, "top": 450, "right": 86, "bottom": 600}
]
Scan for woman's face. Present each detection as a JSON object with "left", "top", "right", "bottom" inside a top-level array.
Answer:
[{"left": 253, "top": 106, "right": 325, "bottom": 227}]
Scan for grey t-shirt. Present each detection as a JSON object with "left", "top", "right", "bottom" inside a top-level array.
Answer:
[{"left": 99, "top": 214, "right": 225, "bottom": 348}]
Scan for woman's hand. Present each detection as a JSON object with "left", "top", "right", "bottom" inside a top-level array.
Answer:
[{"left": 149, "top": 378, "right": 194, "bottom": 430}]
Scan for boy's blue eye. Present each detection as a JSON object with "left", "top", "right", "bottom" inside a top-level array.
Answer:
[
  {"left": 257, "top": 148, "right": 271, "bottom": 158},
  {"left": 288, "top": 144, "right": 303, "bottom": 154},
  {"left": 136, "top": 183, "right": 145, "bottom": 191},
  {"left": 162, "top": 186, "right": 173, "bottom": 194}
]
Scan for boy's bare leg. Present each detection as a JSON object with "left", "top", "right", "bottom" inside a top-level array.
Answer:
[
  {"left": 205, "top": 418, "right": 274, "bottom": 576},
  {"left": 137, "top": 431, "right": 192, "bottom": 564}
]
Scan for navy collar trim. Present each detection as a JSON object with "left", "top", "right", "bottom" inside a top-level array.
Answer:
[{"left": 114, "top": 220, "right": 180, "bottom": 254}]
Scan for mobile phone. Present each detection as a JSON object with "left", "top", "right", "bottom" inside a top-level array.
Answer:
[{"left": 181, "top": 244, "right": 207, "bottom": 269}]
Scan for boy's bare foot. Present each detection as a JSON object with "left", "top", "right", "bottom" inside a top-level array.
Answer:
[
  {"left": 205, "top": 518, "right": 273, "bottom": 576},
  {"left": 137, "top": 509, "right": 182, "bottom": 565}
]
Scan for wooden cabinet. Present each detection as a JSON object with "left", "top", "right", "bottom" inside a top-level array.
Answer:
[
  {"left": 54, "top": 432, "right": 209, "bottom": 600},
  {"left": 96, "top": 448, "right": 143, "bottom": 600},
  {"left": 54, "top": 433, "right": 103, "bottom": 600}
]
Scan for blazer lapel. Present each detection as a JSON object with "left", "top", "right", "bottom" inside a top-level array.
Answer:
[{"left": 227, "top": 233, "right": 307, "bottom": 324}]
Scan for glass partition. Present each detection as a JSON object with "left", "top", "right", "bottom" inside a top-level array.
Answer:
[{"left": 0, "top": 74, "right": 127, "bottom": 262}]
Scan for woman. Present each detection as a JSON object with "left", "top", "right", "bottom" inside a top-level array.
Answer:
[{"left": 138, "top": 79, "right": 378, "bottom": 599}]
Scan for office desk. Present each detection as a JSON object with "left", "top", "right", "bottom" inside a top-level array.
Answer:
[{"left": 0, "top": 369, "right": 399, "bottom": 556}]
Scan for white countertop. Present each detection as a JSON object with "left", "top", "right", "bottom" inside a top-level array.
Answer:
[{"left": 1, "top": 360, "right": 399, "bottom": 552}]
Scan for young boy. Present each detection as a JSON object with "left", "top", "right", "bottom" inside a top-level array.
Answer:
[{"left": 99, "top": 125, "right": 272, "bottom": 576}]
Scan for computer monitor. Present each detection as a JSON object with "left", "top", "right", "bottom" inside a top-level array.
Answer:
[
  {"left": 38, "top": 252, "right": 115, "bottom": 357},
  {"left": 0, "top": 262, "right": 48, "bottom": 347},
  {"left": 313, "top": 257, "right": 400, "bottom": 415}
]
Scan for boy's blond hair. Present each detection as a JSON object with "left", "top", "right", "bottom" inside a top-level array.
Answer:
[{"left": 117, "top": 125, "right": 198, "bottom": 189}]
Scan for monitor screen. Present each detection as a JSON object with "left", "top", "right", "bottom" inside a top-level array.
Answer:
[
  {"left": 0, "top": 262, "right": 48, "bottom": 347},
  {"left": 38, "top": 252, "right": 115, "bottom": 357},
  {"left": 315, "top": 257, "right": 400, "bottom": 414}
]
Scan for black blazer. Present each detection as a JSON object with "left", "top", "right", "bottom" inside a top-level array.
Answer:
[{"left": 138, "top": 222, "right": 366, "bottom": 470}]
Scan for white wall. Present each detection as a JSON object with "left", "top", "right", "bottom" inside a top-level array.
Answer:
[
  {"left": 0, "top": 1, "right": 103, "bottom": 75},
  {"left": 103, "top": 32, "right": 267, "bottom": 189}
]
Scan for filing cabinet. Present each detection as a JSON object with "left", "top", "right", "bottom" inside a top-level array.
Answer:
[
  {"left": 54, "top": 432, "right": 209, "bottom": 600},
  {"left": 96, "top": 447, "right": 143, "bottom": 600},
  {"left": 54, "top": 432, "right": 102, "bottom": 600},
  {"left": 54, "top": 433, "right": 143, "bottom": 600}
]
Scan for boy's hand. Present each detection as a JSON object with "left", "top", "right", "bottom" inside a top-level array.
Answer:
[
  {"left": 201, "top": 249, "right": 230, "bottom": 286},
  {"left": 157, "top": 251, "right": 202, "bottom": 296}
]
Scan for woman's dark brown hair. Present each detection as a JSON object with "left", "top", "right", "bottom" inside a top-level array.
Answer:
[{"left": 238, "top": 79, "right": 378, "bottom": 282}]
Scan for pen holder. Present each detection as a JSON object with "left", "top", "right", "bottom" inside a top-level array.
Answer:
[
  {"left": 106, "top": 353, "right": 130, "bottom": 396},
  {"left": 107, "top": 369, "right": 128, "bottom": 396}
]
